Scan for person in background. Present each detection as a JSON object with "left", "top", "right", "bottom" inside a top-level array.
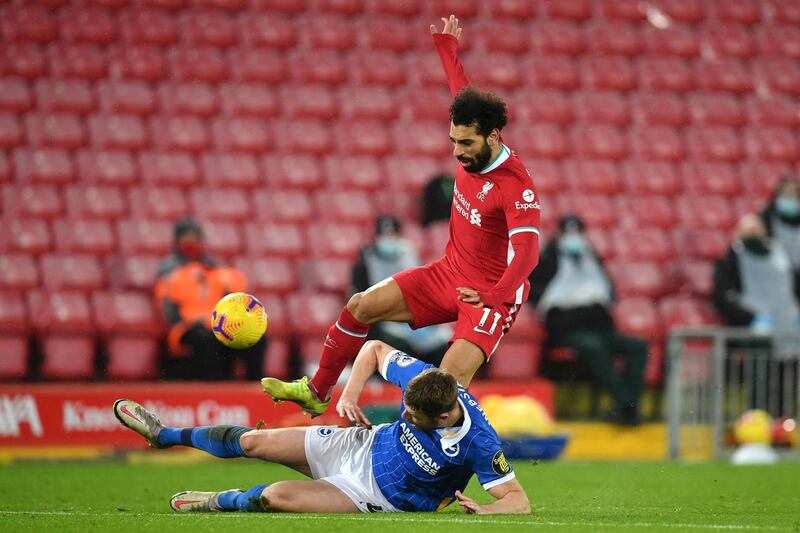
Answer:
[
  {"left": 351, "top": 215, "right": 451, "bottom": 366},
  {"left": 712, "top": 213, "right": 800, "bottom": 332},
  {"left": 155, "top": 218, "right": 266, "bottom": 380},
  {"left": 761, "top": 176, "right": 800, "bottom": 274},
  {"left": 528, "top": 215, "right": 647, "bottom": 426},
  {"left": 421, "top": 173, "right": 455, "bottom": 227}
]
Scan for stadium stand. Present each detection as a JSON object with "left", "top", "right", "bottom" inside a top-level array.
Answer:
[{"left": 0, "top": 0, "right": 797, "bottom": 384}]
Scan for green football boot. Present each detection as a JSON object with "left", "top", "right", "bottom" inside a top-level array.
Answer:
[{"left": 260, "top": 376, "right": 329, "bottom": 417}]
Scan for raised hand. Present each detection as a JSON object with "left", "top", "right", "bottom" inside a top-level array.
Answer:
[{"left": 430, "top": 13, "right": 462, "bottom": 40}]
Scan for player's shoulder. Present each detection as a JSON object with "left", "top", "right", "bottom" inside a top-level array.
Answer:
[{"left": 494, "top": 150, "right": 535, "bottom": 189}]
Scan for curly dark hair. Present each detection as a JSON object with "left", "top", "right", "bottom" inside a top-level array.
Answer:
[{"left": 449, "top": 86, "right": 508, "bottom": 137}]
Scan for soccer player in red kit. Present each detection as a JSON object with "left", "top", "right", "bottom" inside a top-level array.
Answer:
[{"left": 262, "top": 15, "right": 541, "bottom": 416}]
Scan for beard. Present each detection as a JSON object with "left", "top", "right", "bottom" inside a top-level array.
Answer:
[{"left": 456, "top": 140, "right": 492, "bottom": 174}]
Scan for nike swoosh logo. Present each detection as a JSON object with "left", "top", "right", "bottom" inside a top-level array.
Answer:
[
  {"left": 120, "top": 405, "right": 142, "bottom": 424},
  {"left": 173, "top": 499, "right": 199, "bottom": 510}
]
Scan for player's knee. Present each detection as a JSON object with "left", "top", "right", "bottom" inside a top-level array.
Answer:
[
  {"left": 239, "top": 429, "right": 267, "bottom": 457},
  {"left": 346, "top": 291, "right": 375, "bottom": 323},
  {"left": 259, "top": 482, "right": 293, "bottom": 511}
]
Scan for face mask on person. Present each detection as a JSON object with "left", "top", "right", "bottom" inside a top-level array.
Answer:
[
  {"left": 176, "top": 241, "right": 204, "bottom": 261},
  {"left": 375, "top": 237, "right": 400, "bottom": 257},
  {"left": 776, "top": 196, "right": 800, "bottom": 218},
  {"left": 560, "top": 234, "right": 586, "bottom": 255},
  {"left": 741, "top": 237, "right": 770, "bottom": 256}
]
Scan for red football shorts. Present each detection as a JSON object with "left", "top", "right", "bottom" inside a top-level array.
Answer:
[{"left": 392, "top": 258, "right": 521, "bottom": 360}]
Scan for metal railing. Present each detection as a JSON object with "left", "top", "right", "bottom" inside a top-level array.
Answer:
[{"left": 667, "top": 327, "right": 800, "bottom": 460}]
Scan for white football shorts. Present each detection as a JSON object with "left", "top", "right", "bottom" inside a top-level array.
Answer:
[{"left": 304, "top": 424, "right": 400, "bottom": 513}]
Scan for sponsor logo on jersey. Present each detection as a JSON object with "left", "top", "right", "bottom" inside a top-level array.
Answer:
[
  {"left": 515, "top": 189, "right": 540, "bottom": 211},
  {"left": 317, "top": 427, "right": 334, "bottom": 437},
  {"left": 492, "top": 450, "right": 511, "bottom": 475},
  {"left": 399, "top": 422, "right": 441, "bottom": 475},
  {"left": 469, "top": 208, "right": 482, "bottom": 226},
  {"left": 477, "top": 181, "right": 494, "bottom": 201}
]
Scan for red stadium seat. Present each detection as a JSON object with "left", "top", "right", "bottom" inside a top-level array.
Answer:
[
  {"left": 672, "top": 228, "right": 731, "bottom": 261},
  {"left": 303, "top": 258, "right": 352, "bottom": 294},
  {"left": 511, "top": 90, "right": 574, "bottom": 125},
  {"left": 622, "top": 160, "right": 682, "bottom": 196},
  {"left": 324, "top": 156, "right": 382, "bottom": 191},
  {"left": 589, "top": 21, "right": 643, "bottom": 56},
  {"left": 755, "top": 58, "right": 800, "bottom": 94},
  {"left": 245, "top": 222, "right": 306, "bottom": 258},
  {"left": 305, "top": 223, "right": 367, "bottom": 260},
  {"left": 531, "top": 56, "right": 580, "bottom": 90},
  {"left": 40, "top": 336, "right": 96, "bottom": 380},
  {"left": 65, "top": 185, "right": 127, "bottom": 219},
  {"left": 757, "top": 26, "right": 800, "bottom": 59},
  {"left": 97, "top": 80, "right": 156, "bottom": 116},
  {"left": 2, "top": 184, "right": 62, "bottom": 220},
  {"left": 191, "top": 188, "right": 251, "bottom": 222},
  {"left": 616, "top": 195, "right": 674, "bottom": 231},
  {"left": 487, "top": 339, "right": 541, "bottom": 379},
  {"left": 474, "top": 21, "right": 531, "bottom": 55},
  {"left": 383, "top": 156, "right": 447, "bottom": 193},
  {"left": 120, "top": 9, "right": 179, "bottom": 45},
  {"left": 218, "top": 83, "right": 279, "bottom": 117},
  {"left": 263, "top": 337, "right": 290, "bottom": 380},
  {"left": 240, "top": 13, "right": 298, "bottom": 49},
  {"left": 0, "top": 218, "right": 51, "bottom": 255},
  {"left": 696, "top": 58, "right": 754, "bottom": 94},
  {"left": 150, "top": 116, "right": 209, "bottom": 153},
  {"left": 0, "top": 255, "right": 39, "bottom": 291},
  {"left": 25, "top": 113, "right": 86, "bottom": 150},
  {"left": 607, "top": 260, "right": 669, "bottom": 299},
  {"left": 407, "top": 55, "right": 448, "bottom": 88},
  {"left": 644, "top": 25, "right": 700, "bottom": 58},
  {"left": 307, "top": 15, "right": 356, "bottom": 51},
  {"left": 637, "top": 57, "right": 694, "bottom": 92},
  {"left": 110, "top": 45, "right": 168, "bottom": 81},
  {"left": 658, "top": 295, "right": 720, "bottom": 332},
  {"left": 256, "top": 293, "right": 289, "bottom": 338},
  {"left": 713, "top": 0, "right": 761, "bottom": 23},
  {"left": 117, "top": 219, "right": 173, "bottom": 255},
  {"left": 681, "top": 162, "right": 743, "bottom": 197},
  {"left": 575, "top": 92, "right": 631, "bottom": 125},
  {"left": 181, "top": 9, "right": 238, "bottom": 47},
  {"left": 556, "top": 194, "right": 617, "bottom": 229},
  {"left": 469, "top": 54, "right": 526, "bottom": 91},
  {"left": 314, "top": 189, "right": 375, "bottom": 225},
  {"left": 273, "top": 120, "right": 329, "bottom": 156},
  {"left": 572, "top": 125, "right": 628, "bottom": 160},
  {"left": 105, "top": 336, "right": 160, "bottom": 380},
  {"left": 0, "top": 78, "right": 33, "bottom": 113},
  {"left": 2, "top": 42, "right": 47, "bottom": 79},
  {"left": 702, "top": 23, "right": 756, "bottom": 59},
  {"left": 747, "top": 95, "right": 800, "bottom": 128},
  {"left": 291, "top": 50, "right": 348, "bottom": 85},
  {"left": 0, "top": 336, "right": 28, "bottom": 380},
  {"left": 405, "top": 87, "right": 452, "bottom": 122},
  {"left": 59, "top": 6, "right": 118, "bottom": 44},
  {"left": 0, "top": 114, "right": 23, "bottom": 149},
  {"left": 676, "top": 196, "right": 737, "bottom": 230},
  {"left": 364, "top": 18, "right": 415, "bottom": 52},
  {"left": 118, "top": 255, "right": 161, "bottom": 291},
  {"left": 346, "top": 121, "right": 391, "bottom": 157},
  {"left": 0, "top": 292, "right": 29, "bottom": 334},
  {"left": 613, "top": 227, "right": 673, "bottom": 262},
  {"left": 533, "top": 21, "right": 587, "bottom": 55},
  {"left": 157, "top": 82, "right": 219, "bottom": 117},
  {"left": 582, "top": 56, "right": 637, "bottom": 92},
  {"left": 202, "top": 221, "right": 244, "bottom": 259},
  {"left": 686, "top": 126, "right": 744, "bottom": 162},
  {"left": 201, "top": 153, "right": 262, "bottom": 189},
  {"left": 545, "top": 0, "right": 592, "bottom": 19},
  {"left": 745, "top": 127, "right": 799, "bottom": 162},
  {"left": 688, "top": 93, "right": 746, "bottom": 127},
  {"left": 316, "top": 0, "right": 363, "bottom": 15},
  {"left": 739, "top": 161, "right": 793, "bottom": 198},
  {"left": 492, "top": 0, "right": 536, "bottom": 19},
  {"left": 28, "top": 290, "right": 94, "bottom": 333},
  {"left": 41, "top": 254, "right": 105, "bottom": 291},
  {"left": 286, "top": 292, "right": 342, "bottom": 337},
  {"left": 139, "top": 151, "right": 200, "bottom": 187},
  {"left": 263, "top": 154, "right": 323, "bottom": 189},
  {"left": 211, "top": 117, "right": 271, "bottom": 154},
  {"left": 563, "top": 160, "right": 623, "bottom": 194},
  {"left": 525, "top": 159, "right": 563, "bottom": 197},
  {"left": 0, "top": 153, "right": 9, "bottom": 183},
  {"left": 92, "top": 291, "right": 160, "bottom": 334},
  {"left": 198, "top": 0, "right": 246, "bottom": 11},
  {"left": 234, "top": 257, "right": 298, "bottom": 295},
  {"left": 632, "top": 93, "right": 688, "bottom": 127},
  {"left": 394, "top": 120, "right": 451, "bottom": 158},
  {"left": 53, "top": 219, "right": 115, "bottom": 255},
  {"left": 517, "top": 124, "right": 570, "bottom": 159},
  {"left": 89, "top": 114, "right": 147, "bottom": 150},
  {"left": 169, "top": 46, "right": 228, "bottom": 83},
  {"left": 349, "top": 51, "right": 407, "bottom": 87},
  {"left": 35, "top": 79, "right": 95, "bottom": 114},
  {"left": 429, "top": 0, "right": 480, "bottom": 18},
  {"left": 673, "top": 259, "right": 714, "bottom": 298},
  {"left": 612, "top": 298, "right": 663, "bottom": 341},
  {"left": 227, "top": 48, "right": 289, "bottom": 83},
  {"left": 1, "top": 5, "right": 59, "bottom": 43},
  {"left": 49, "top": 44, "right": 109, "bottom": 80},
  {"left": 13, "top": 148, "right": 74, "bottom": 185},
  {"left": 630, "top": 126, "right": 685, "bottom": 161},
  {"left": 128, "top": 187, "right": 190, "bottom": 220},
  {"left": 660, "top": 0, "right": 706, "bottom": 22},
  {"left": 282, "top": 85, "right": 339, "bottom": 120},
  {"left": 340, "top": 87, "right": 399, "bottom": 121},
  {"left": 252, "top": 190, "right": 312, "bottom": 223}
]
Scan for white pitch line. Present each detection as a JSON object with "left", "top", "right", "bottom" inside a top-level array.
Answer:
[{"left": 0, "top": 510, "right": 788, "bottom": 530}]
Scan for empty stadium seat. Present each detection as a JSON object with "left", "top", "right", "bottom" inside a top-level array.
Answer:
[
  {"left": 66, "top": 185, "right": 127, "bottom": 219},
  {"left": 696, "top": 58, "right": 754, "bottom": 94},
  {"left": 234, "top": 256, "right": 298, "bottom": 295},
  {"left": 681, "top": 162, "right": 743, "bottom": 197},
  {"left": 41, "top": 254, "right": 105, "bottom": 291},
  {"left": 307, "top": 15, "right": 356, "bottom": 51},
  {"left": 252, "top": 189, "right": 312, "bottom": 223},
  {"left": 517, "top": 124, "right": 570, "bottom": 159},
  {"left": 119, "top": 255, "right": 161, "bottom": 290},
  {"left": 474, "top": 21, "right": 531, "bottom": 54},
  {"left": 110, "top": 44, "right": 168, "bottom": 81},
  {"left": 245, "top": 222, "right": 306, "bottom": 258},
  {"left": 755, "top": 58, "right": 800, "bottom": 94},
  {"left": 240, "top": 13, "right": 298, "bottom": 49},
  {"left": 526, "top": 159, "right": 563, "bottom": 197},
  {"left": 492, "top": 0, "right": 536, "bottom": 19},
  {"left": 262, "top": 337, "right": 290, "bottom": 380},
  {"left": 291, "top": 50, "right": 348, "bottom": 85},
  {"left": 26, "top": 113, "right": 86, "bottom": 150},
  {"left": 349, "top": 51, "right": 407, "bottom": 87},
  {"left": 622, "top": 160, "right": 682, "bottom": 196},
  {"left": 0, "top": 336, "right": 29, "bottom": 380},
  {"left": 191, "top": 188, "right": 251, "bottom": 222},
  {"left": 305, "top": 223, "right": 367, "bottom": 259},
  {"left": 0, "top": 114, "right": 22, "bottom": 149},
  {"left": 713, "top": 0, "right": 761, "bottom": 23},
  {"left": 0, "top": 218, "right": 51, "bottom": 255},
  {"left": 150, "top": 116, "right": 210, "bottom": 153},
  {"left": 658, "top": 295, "right": 720, "bottom": 332},
  {"left": 589, "top": 21, "right": 644, "bottom": 56},
  {"left": 0, "top": 255, "right": 39, "bottom": 291},
  {"left": 158, "top": 82, "right": 220, "bottom": 117},
  {"left": 629, "top": 125, "right": 685, "bottom": 161},
  {"left": 89, "top": 114, "right": 148, "bottom": 150},
  {"left": 672, "top": 260, "right": 714, "bottom": 298},
  {"left": 383, "top": 156, "right": 446, "bottom": 193},
  {"left": 274, "top": 120, "right": 329, "bottom": 156},
  {"left": 201, "top": 153, "right": 262, "bottom": 189},
  {"left": 313, "top": 190, "right": 375, "bottom": 225},
  {"left": 534, "top": 21, "right": 587, "bottom": 55},
  {"left": 257, "top": 293, "right": 289, "bottom": 338},
  {"left": 1, "top": 5, "right": 59, "bottom": 43},
  {"left": 218, "top": 83, "right": 279, "bottom": 117},
  {"left": 323, "top": 156, "right": 382, "bottom": 191},
  {"left": 576, "top": 91, "right": 631, "bottom": 125},
  {"left": 2, "top": 184, "right": 63, "bottom": 219},
  {"left": 563, "top": 160, "right": 623, "bottom": 194},
  {"left": 282, "top": 85, "right": 339, "bottom": 120},
  {"left": 97, "top": 80, "right": 156, "bottom": 116},
  {"left": 49, "top": 44, "right": 109, "bottom": 80},
  {"left": 676, "top": 196, "right": 737, "bottom": 230},
  {"left": 3, "top": 42, "right": 47, "bottom": 79},
  {"left": 120, "top": 9, "right": 180, "bottom": 45},
  {"left": 745, "top": 127, "right": 799, "bottom": 162},
  {"left": 703, "top": 23, "right": 755, "bottom": 59},
  {"left": 556, "top": 194, "right": 617, "bottom": 229},
  {"left": 91, "top": 291, "right": 160, "bottom": 334},
  {"left": 686, "top": 126, "right": 744, "bottom": 162},
  {"left": 105, "top": 336, "right": 160, "bottom": 380},
  {"left": 644, "top": 25, "right": 700, "bottom": 58},
  {"left": 117, "top": 219, "right": 173, "bottom": 255},
  {"left": 14, "top": 148, "right": 74, "bottom": 184},
  {"left": 182, "top": 9, "right": 238, "bottom": 47},
  {"left": 487, "top": 339, "right": 541, "bottom": 380},
  {"left": 202, "top": 221, "right": 243, "bottom": 258},
  {"left": 129, "top": 187, "right": 190, "bottom": 220},
  {"left": 302, "top": 258, "right": 352, "bottom": 294},
  {"left": 211, "top": 117, "right": 272, "bottom": 153},
  {"left": 40, "top": 336, "right": 96, "bottom": 380},
  {"left": 170, "top": 46, "right": 229, "bottom": 82},
  {"left": 395, "top": 120, "right": 451, "bottom": 158},
  {"left": 672, "top": 228, "right": 731, "bottom": 261},
  {"left": 747, "top": 95, "right": 800, "bottom": 128},
  {"left": 347, "top": 121, "right": 391, "bottom": 157},
  {"left": 340, "top": 87, "right": 399, "bottom": 121},
  {"left": 572, "top": 125, "right": 628, "bottom": 160},
  {"left": 582, "top": 56, "right": 637, "bottom": 91},
  {"left": 608, "top": 260, "right": 669, "bottom": 300},
  {"left": 263, "top": 154, "right": 324, "bottom": 189},
  {"left": 612, "top": 298, "right": 664, "bottom": 341},
  {"left": 364, "top": 18, "right": 415, "bottom": 52},
  {"left": 612, "top": 228, "right": 673, "bottom": 262},
  {"left": 688, "top": 93, "right": 746, "bottom": 127},
  {"left": 468, "top": 54, "right": 526, "bottom": 90},
  {"left": 757, "top": 25, "right": 800, "bottom": 59},
  {"left": 616, "top": 196, "right": 675, "bottom": 230},
  {"left": 739, "top": 161, "right": 792, "bottom": 198},
  {"left": 139, "top": 151, "right": 200, "bottom": 187},
  {"left": 531, "top": 55, "right": 581, "bottom": 90},
  {"left": 637, "top": 57, "right": 694, "bottom": 92},
  {"left": 28, "top": 290, "right": 94, "bottom": 333},
  {"left": 59, "top": 6, "right": 118, "bottom": 44},
  {"left": 35, "top": 79, "right": 96, "bottom": 114},
  {"left": 511, "top": 90, "right": 574, "bottom": 125},
  {"left": 285, "top": 291, "right": 342, "bottom": 337},
  {"left": 227, "top": 48, "right": 289, "bottom": 83},
  {"left": 53, "top": 219, "right": 115, "bottom": 255}
]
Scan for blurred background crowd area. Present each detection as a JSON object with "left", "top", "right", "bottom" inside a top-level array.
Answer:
[{"left": 0, "top": 0, "right": 799, "bottom": 392}]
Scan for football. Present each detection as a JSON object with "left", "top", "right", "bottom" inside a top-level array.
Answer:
[{"left": 211, "top": 292, "right": 268, "bottom": 349}]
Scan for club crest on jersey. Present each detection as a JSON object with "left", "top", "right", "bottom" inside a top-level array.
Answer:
[
  {"left": 317, "top": 427, "right": 335, "bottom": 437},
  {"left": 443, "top": 443, "right": 460, "bottom": 457},
  {"left": 492, "top": 450, "right": 511, "bottom": 475},
  {"left": 477, "top": 181, "right": 494, "bottom": 201}
]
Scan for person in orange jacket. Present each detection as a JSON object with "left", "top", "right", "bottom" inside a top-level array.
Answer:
[{"left": 155, "top": 218, "right": 267, "bottom": 380}]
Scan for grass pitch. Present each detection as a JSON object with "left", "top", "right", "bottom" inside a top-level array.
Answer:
[{"left": 1, "top": 459, "right": 799, "bottom": 532}]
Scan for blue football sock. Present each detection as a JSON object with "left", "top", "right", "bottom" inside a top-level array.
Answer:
[
  {"left": 217, "top": 484, "right": 269, "bottom": 512},
  {"left": 156, "top": 425, "right": 251, "bottom": 458}
]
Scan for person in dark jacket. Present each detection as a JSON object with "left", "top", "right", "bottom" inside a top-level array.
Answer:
[
  {"left": 760, "top": 175, "right": 800, "bottom": 274},
  {"left": 420, "top": 173, "right": 455, "bottom": 227},
  {"left": 529, "top": 215, "right": 647, "bottom": 425}
]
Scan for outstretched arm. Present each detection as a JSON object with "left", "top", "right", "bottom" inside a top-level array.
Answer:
[
  {"left": 336, "top": 340, "right": 396, "bottom": 428},
  {"left": 455, "top": 478, "right": 531, "bottom": 515},
  {"left": 430, "top": 14, "right": 470, "bottom": 96}
]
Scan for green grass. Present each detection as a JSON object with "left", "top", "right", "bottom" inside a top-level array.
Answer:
[{"left": 1, "top": 460, "right": 799, "bottom": 532}]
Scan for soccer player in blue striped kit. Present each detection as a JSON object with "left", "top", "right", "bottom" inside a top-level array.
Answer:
[{"left": 114, "top": 338, "right": 530, "bottom": 514}]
